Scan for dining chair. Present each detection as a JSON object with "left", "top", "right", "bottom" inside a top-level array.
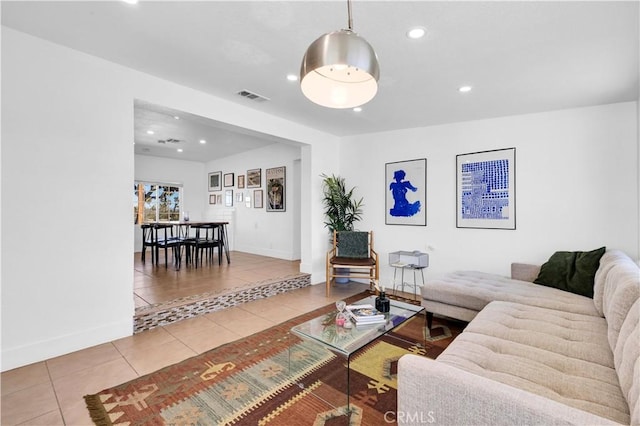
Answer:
[
  {"left": 147, "top": 223, "right": 181, "bottom": 268},
  {"left": 175, "top": 223, "right": 195, "bottom": 266},
  {"left": 190, "top": 224, "right": 223, "bottom": 267},
  {"left": 140, "top": 224, "right": 155, "bottom": 264}
]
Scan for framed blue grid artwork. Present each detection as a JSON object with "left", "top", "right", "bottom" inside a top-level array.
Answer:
[
  {"left": 456, "top": 148, "right": 516, "bottom": 230},
  {"left": 385, "top": 158, "right": 427, "bottom": 226}
]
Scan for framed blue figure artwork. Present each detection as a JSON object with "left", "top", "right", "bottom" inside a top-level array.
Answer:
[
  {"left": 385, "top": 158, "right": 427, "bottom": 226},
  {"left": 456, "top": 147, "right": 516, "bottom": 229}
]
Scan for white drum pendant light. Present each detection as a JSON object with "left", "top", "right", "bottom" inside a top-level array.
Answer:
[{"left": 300, "top": 0, "right": 380, "bottom": 109}]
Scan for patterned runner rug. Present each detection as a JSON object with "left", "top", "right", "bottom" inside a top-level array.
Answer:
[{"left": 85, "top": 292, "right": 465, "bottom": 425}]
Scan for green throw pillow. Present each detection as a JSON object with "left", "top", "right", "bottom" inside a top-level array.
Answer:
[
  {"left": 533, "top": 247, "right": 606, "bottom": 298},
  {"left": 337, "top": 232, "right": 369, "bottom": 258}
]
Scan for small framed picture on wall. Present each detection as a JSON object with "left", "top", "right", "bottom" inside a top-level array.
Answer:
[
  {"left": 254, "top": 189, "right": 263, "bottom": 208},
  {"left": 266, "top": 166, "right": 286, "bottom": 212},
  {"left": 224, "top": 173, "right": 234, "bottom": 187},
  {"left": 237, "top": 175, "right": 245, "bottom": 189},
  {"left": 208, "top": 171, "right": 222, "bottom": 192},
  {"left": 247, "top": 168, "right": 261, "bottom": 188}
]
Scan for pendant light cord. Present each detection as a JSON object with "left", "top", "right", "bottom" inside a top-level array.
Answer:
[{"left": 347, "top": 0, "right": 353, "bottom": 31}]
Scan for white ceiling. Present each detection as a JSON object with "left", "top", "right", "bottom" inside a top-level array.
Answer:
[
  {"left": 133, "top": 100, "right": 283, "bottom": 162},
  {"left": 3, "top": 1, "right": 638, "bottom": 162}
]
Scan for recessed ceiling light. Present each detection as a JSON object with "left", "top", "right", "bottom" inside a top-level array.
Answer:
[
  {"left": 353, "top": 107, "right": 362, "bottom": 112},
  {"left": 177, "top": 148, "right": 183, "bottom": 153},
  {"left": 199, "top": 139, "right": 207, "bottom": 144},
  {"left": 122, "top": 0, "right": 138, "bottom": 4},
  {"left": 174, "top": 116, "right": 180, "bottom": 120},
  {"left": 146, "top": 130, "right": 155, "bottom": 135},
  {"left": 286, "top": 74, "right": 298, "bottom": 82},
  {"left": 407, "top": 27, "right": 426, "bottom": 39},
  {"left": 458, "top": 85, "right": 473, "bottom": 93}
]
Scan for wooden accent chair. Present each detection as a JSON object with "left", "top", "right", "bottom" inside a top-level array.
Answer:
[{"left": 326, "top": 230, "right": 379, "bottom": 296}]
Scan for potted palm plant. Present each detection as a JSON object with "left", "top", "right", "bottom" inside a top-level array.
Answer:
[
  {"left": 321, "top": 173, "right": 364, "bottom": 232},
  {"left": 321, "top": 174, "right": 364, "bottom": 284}
]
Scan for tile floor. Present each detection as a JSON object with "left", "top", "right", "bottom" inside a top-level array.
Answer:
[
  {"left": 1, "top": 280, "right": 370, "bottom": 425},
  {"left": 134, "top": 250, "right": 303, "bottom": 308}
]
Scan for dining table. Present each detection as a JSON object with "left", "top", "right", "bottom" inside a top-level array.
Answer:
[{"left": 141, "top": 221, "right": 230, "bottom": 269}]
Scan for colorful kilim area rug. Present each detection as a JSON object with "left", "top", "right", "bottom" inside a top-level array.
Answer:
[{"left": 85, "top": 292, "right": 465, "bottom": 425}]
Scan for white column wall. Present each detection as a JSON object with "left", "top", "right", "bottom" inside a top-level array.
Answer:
[
  {"left": 2, "top": 30, "right": 136, "bottom": 371},
  {"left": 340, "top": 102, "right": 639, "bottom": 285}
]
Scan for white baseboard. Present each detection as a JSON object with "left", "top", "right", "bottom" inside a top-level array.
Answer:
[
  {"left": 1, "top": 320, "right": 132, "bottom": 372},
  {"left": 234, "top": 245, "right": 296, "bottom": 261}
]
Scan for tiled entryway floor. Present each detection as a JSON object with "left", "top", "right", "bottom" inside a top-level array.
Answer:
[{"left": 1, "top": 281, "right": 370, "bottom": 425}]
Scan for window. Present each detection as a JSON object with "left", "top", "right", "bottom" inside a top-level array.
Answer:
[{"left": 134, "top": 182, "right": 182, "bottom": 224}]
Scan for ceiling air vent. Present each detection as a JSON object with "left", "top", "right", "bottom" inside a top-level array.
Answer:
[
  {"left": 157, "top": 138, "right": 182, "bottom": 144},
  {"left": 237, "top": 90, "right": 270, "bottom": 103}
]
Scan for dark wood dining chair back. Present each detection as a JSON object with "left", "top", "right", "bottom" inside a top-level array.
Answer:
[
  {"left": 190, "top": 224, "right": 223, "bottom": 267},
  {"left": 140, "top": 224, "right": 154, "bottom": 264},
  {"left": 142, "top": 223, "right": 181, "bottom": 268}
]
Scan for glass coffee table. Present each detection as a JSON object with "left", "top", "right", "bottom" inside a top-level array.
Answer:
[{"left": 290, "top": 295, "right": 424, "bottom": 416}]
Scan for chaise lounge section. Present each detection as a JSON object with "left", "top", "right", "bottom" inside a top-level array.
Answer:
[{"left": 398, "top": 249, "right": 639, "bottom": 425}]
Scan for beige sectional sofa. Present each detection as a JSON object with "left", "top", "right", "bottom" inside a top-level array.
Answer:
[{"left": 397, "top": 249, "right": 639, "bottom": 425}]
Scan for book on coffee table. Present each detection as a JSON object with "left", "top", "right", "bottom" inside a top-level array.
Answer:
[{"left": 345, "top": 304, "right": 386, "bottom": 324}]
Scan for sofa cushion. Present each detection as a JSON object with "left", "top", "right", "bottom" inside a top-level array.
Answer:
[
  {"left": 593, "top": 250, "right": 630, "bottom": 316},
  {"left": 533, "top": 247, "right": 605, "bottom": 298},
  {"left": 615, "top": 299, "right": 640, "bottom": 426},
  {"left": 599, "top": 255, "right": 640, "bottom": 351},
  {"left": 422, "top": 271, "right": 599, "bottom": 317},
  {"left": 437, "top": 301, "right": 629, "bottom": 424},
  {"left": 510, "top": 262, "right": 540, "bottom": 282}
]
